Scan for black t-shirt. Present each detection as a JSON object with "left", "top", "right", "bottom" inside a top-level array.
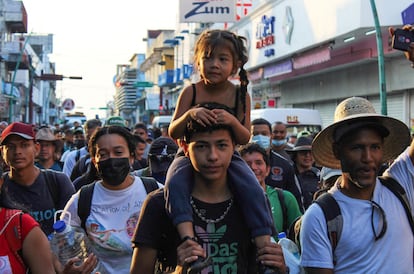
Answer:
[
  {"left": 3, "top": 170, "right": 75, "bottom": 235},
  {"left": 132, "top": 189, "right": 257, "bottom": 273}
]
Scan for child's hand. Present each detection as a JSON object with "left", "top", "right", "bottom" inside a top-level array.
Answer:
[
  {"left": 212, "top": 109, "right": 237, "bottom": 126},
  {"left": 189, "top": 107, "right": 217, "bottom": 127}
]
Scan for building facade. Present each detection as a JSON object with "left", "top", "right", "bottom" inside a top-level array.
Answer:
[
  {"left": 0, "top": 0, "right": 58, "bottom": 125},
  {"left": 117, "top": 0, "right": 414, "bottom": 132}
]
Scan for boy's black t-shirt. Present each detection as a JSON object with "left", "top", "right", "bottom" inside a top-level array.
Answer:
[{"left": 132, "top": 189, "right": 257, "bottom": 273}]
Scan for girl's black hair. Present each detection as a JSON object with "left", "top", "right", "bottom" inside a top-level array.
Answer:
[
  {"left": 194, "top": 29, "right": 249, "bottom": 119},
  {"left": 88, "top": 126, "right": 136, "bottom": 158}
]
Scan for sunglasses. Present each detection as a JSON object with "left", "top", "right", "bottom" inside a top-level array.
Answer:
[
  {"left": 149, "top": 154, "right": 175, "bottom": 162},
  {"left": 370, "top": 200, "right": 387, "bottom": 241}
]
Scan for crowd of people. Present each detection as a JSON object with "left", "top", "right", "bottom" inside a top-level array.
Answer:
[{"left": 1, "top": 26, "right": 414, "bottom": 274}]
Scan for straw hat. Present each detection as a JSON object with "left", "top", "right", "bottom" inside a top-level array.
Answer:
[{"left": 312, "top": 97, "right": 411, "bottom": 169}]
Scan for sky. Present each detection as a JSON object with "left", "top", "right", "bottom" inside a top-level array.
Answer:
[{"left": 23, "top": 0, "right": 179, "bottom": 120}]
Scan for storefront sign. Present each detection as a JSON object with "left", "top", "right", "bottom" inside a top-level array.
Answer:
[
  {"left": 255, "top": 15, "right": 276, "bottom": 57},
  {"left": 180, "top": 0, "right": 236, "bottom": 23}
]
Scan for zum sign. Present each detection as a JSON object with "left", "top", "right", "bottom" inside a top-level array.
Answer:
[{"left": 286, "top": 115, "right": 299, "bottom": 124}]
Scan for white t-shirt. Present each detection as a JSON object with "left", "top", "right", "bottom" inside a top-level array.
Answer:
[
  {"left": 63, "top": 176, "right": 162, "bottom": 274},
  {"left": 300, "top": 148, "right": 414, "bottom": 273}
]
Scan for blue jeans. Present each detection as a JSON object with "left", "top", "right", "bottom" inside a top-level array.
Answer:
[{"left": 164, "top": 151, "right": 276, "bottom": 237}]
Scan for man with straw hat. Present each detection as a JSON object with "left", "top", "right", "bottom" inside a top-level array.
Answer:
[{"left": 300, "top": 97, "right": 414, "bottom": 273}]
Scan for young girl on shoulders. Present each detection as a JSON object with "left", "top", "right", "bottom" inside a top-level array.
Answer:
[{"left": 165, "top": 29, "right": 276, "bottom": 273}]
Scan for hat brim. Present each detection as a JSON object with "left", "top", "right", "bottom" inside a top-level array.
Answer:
[
  {"left": 312, "top": 114, "right": 411, "bottom": 169},
  {"left": 287, "top": 145, "right": 312, "bottom": 152},
  {"left": 1, "top": 132, "right": 34, "bottom": 145}
]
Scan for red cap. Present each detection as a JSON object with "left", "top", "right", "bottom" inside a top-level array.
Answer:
[{"left": 1, "top": 122, "right": 35, "bottom": 145}]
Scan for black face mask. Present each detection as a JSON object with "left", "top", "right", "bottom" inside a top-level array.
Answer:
[{"left": 97, "top": 157, "right": 131, "bottom": 186}]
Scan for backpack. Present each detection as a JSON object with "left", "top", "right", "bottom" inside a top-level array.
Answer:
[
  {"left": 77, "top": 176, "right": 160, "bottom": 232},
  {"left": 70, "top": 154, "right": 91, "bottom": 181},
  {"left": 2, "top": 209, "right": 27, "bottom": 271},
  {"left": 288, "top": 176, "right": 414, "bottom": 263},
  {"left": 275, "top": 188, "right": 288, "bottom": 233}
]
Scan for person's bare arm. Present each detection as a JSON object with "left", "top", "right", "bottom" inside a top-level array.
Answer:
[
  {"left": 169, "top": 85, "right": 219, "bottom": 140},
  {"left": 22, "top": 226, "right": 55, "bottom": 274},
  {"left": 130, "top": 246, "right": 158, "bottom": 274}
]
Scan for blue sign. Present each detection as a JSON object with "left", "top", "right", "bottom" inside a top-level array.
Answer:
[{"left": 402, "top": 3, "right": 414, "bottom": 25}]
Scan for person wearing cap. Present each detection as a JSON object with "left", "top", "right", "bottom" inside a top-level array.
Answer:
[
  {"left": 62, "top": 127, "right": 75, "bottom": 153},
  {"left": 105, "top": 115, "right": 128, "bottom": 128},
  {"left": 35, "top": 127, "right": 63, "bottom": 171},
  {"left": 287, "top": 136, "right": 320, "bottom": 210},
  {"left": 133, "top": 137, "right": 178, "bottom": 184},
  {"left": 60, "top": 126, "right": 85, "bottom": 163},
  {"left": 0, "top": 120, "right": 8, "bottom": 133},
  {"left": 0, "top": 122, "right": 75, "bottom": 234},
  {"left": 62, "top": 119, "right": 102, "bottom": 178},
  {"left": 0, "top": 122, "right": 97, "bottom": 272},
  {"left": 313, "top": 167, "right": 342, "bottom": 200},
  {"left": 300, "top": 97, "right": 414, "bottom": 273}
]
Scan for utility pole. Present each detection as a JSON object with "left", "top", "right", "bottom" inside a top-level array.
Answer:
[{"left": 369, "top": 0, "right": 387, "bottom": 115}]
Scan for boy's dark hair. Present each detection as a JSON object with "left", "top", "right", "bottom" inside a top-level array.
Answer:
[
  {"left": 133, "top": 134, "right": 146, "bottom": 145},
  {"left": 194, "top": 29, "right": 249, "bottom": 119},
  {"left": 133, "top": 122, "right": 148, "bottom": 133},
  {"left": 85, "top": 119, "right": 102, "bottom": 130},
  {"left": 252, "top": 118, "right": 272, "bottom": 132},
  {"left": 239, "top": 143, "right": 269, "bottom": 167},
  {"left": 89, "top": 125, "right": 136, "bottom": 158},
  {"left": 184, "top": 121, "right": 235, "bottom": 144}
]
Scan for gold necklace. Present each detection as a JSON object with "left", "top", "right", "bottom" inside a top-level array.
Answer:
[{"left": 190, "top": 196, "right": 233, "bottom": 224}]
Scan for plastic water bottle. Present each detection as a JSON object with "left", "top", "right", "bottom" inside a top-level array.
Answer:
[
  {"left": 278, "top": 232, "right": 304, "bottom": 274},
  {"left": 49, "top": 210, "right": 91, "bottom": 267}
]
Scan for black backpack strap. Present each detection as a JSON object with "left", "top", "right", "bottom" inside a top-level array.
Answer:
[
  {"left": 276, "top": 188, "right": 288, "bottom": 233},
  {"left": 191, "top": 84, "right": 196, "bottom": 106},
  {"left": 42, "top": 169, "right": 60, "bottom": 208},
  {"left": 379, "top": 176, "right": 414, "bottom": 234},
  {"left": 78, "top": 182, "right": 96, "bottom": 232},
  {"left": 314, "top": 192, "right": 343, "bottom": 263},
  {"left": 141, "top": 176, "right": 160, "bottom": 194},
  {"left": 75, "top": 149, "right": 81, "bottom": 162}
]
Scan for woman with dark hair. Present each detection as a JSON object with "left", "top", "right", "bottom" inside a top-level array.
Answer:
[{"left": 62, "top": 125, "right": 162, "bottom": 274}]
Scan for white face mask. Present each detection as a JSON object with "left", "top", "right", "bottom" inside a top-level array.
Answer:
[{"left": 251, "top": 134, "right": 271, "bottom": 149}]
